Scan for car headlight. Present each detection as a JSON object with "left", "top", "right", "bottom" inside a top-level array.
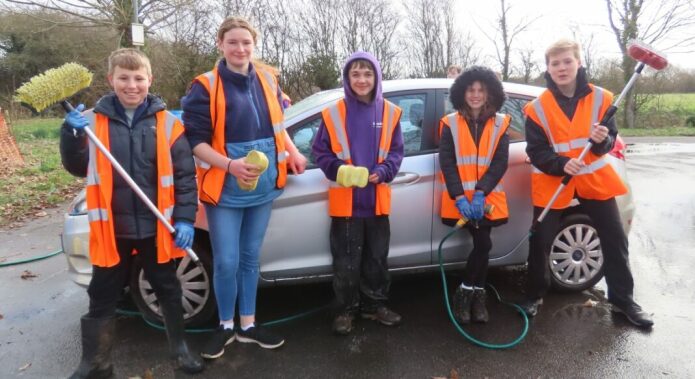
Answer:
[{"left": 68, "top": 190, "right": 87, "bottom": 216}]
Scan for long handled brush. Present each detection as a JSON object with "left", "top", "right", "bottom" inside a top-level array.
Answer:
[{"left": 14, "top": 62, "right": 201, "bottom": 265}]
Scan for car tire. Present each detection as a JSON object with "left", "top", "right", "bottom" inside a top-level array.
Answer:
[
  {"left": 549, "top": 214, "right": 605, "bottom": 292},
  {"left": 130, "top": 239, "right": 216, "bottom": 327}
]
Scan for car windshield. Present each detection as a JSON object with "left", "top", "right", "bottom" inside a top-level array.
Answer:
[{"left": 285, "top": 88, "right": 344, "bottom": 120}]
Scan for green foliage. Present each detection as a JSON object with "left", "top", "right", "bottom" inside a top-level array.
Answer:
[
  {"left": 145, "top": 40, "right": 218, "bottom": 108},
  {"left": 302, "top": 54, "right": 340, "bottom": 91},
  {"left": 638, "top": 93, "right": 695, "bottom": 128}
]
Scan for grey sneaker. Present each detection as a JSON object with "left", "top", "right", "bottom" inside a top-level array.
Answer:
[{"left": 360, "top": 306, "right": 402, "bottom": 326}]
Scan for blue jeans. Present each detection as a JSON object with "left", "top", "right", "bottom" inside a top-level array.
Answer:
[{"left": 205, "top": 201, "right": 273, "bottom": 321}]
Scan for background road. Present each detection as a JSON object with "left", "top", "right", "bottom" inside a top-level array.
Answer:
[{"left": 1, "top": 139, "right": 694, "bottom": 378}]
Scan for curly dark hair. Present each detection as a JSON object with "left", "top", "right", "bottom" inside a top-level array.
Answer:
[{"left": 449, "top": 66, "right": 506, "bottom": 119}]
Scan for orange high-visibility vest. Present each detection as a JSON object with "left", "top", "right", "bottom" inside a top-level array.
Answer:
[
  {"left": 192, "top": 64, "right": 287, "bottom": 204},
  {"left": 84, "top": 110, "right": 186, "bottom": 268},
  {"left": 524, "top": 85, "right": 627, "bottom": 209},
  {"left": 321, "top": 99, "right": 402, "bottom": 217},
  {"left": 439, "top": 113, "right": 510, "bottom": 221}
]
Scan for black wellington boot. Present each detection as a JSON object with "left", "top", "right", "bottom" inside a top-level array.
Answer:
[
  {"left": 452, "top": 286, "right": 474, "bottom": 324},
  {"left": 159, "top": 299, "right": 205, "bottom": 374},
  {"left": 471, "top": 289, "right": 489, "bottom": 323},
  {"left": 68, "top": 316, "right": 115, "bottom": 379}
]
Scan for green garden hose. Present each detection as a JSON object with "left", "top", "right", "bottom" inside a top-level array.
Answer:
[
  {"left": 438, "top": 224, "right": 529, "bottom": 349},
  {"left": 0, "top": 249, "right": 63, "bottom": 267}
]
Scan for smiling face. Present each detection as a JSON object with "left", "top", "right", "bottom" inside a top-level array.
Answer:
[
  {"left": 464, "top": 81, "right": 488, "bottom": 116},
  {"left": 348, "top": 62, "right": 375, "bottom": 103},
  {"left": 217, "top": 27, "right": 255, "bottom": 74},
  {"left": 547, "top": 49, "right": 581, "bottom": 90},
  {"left": 107, "top": 66, "right": 152, "bottom": 108}
]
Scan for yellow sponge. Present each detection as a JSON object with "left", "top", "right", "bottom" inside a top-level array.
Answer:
[
  {"left": 336, "top": 165, "right": 369, "bottom": 188},
  {"left": 238, "top": 150, "right": 269, "bottom": 191}
]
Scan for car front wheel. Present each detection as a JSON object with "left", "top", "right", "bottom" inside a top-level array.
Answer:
[
  {"left": 549, "top": 214, "right": 605, "bottom": 292},
  {"left": 129, "top": 239, "right": 216, "bottom": 327}
]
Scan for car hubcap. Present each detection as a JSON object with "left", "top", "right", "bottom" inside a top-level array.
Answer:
[
  {"left": 138, "top": 255, "right": 210, "bottom": 320},
  {"left": 549, "top": 223, "right": 603, "bottom": 287}
]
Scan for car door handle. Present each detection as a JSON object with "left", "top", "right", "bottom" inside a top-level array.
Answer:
[{"left": 391, "top": 172, "right": 420, "bottom": 185}]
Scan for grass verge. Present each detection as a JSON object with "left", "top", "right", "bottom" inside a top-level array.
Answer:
[
  {"left": 0, "top": 117, "right": 84, "bottom": 229},
  {"left": 618, "top": 126, "right": 695, "bottom": 137}
]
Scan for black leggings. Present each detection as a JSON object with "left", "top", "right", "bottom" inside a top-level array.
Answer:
[
  {"left": 87, "top": 237, "right": 181, "bottom": 319},
  {"left": 461, "top": 225, "right": 493, "bottom": 288}
]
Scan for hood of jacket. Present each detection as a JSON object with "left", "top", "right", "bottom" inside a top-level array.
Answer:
[{"left": 342, "top": 51, "right": 384, "bottom": 113}]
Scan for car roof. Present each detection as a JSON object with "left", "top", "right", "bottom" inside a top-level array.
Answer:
[{"left": 284, "top": 79, "right": 545, "bottom": 124}]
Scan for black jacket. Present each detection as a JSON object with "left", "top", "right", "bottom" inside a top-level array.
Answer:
[
  {"left": 525, "top": 68, "right": 616, "bottom": 176},
  {"left": 60, "top": 93, "right": 197, "bottom": 239},
  {"left": 439, "top": 112, "right": 509, "bottom": 225}
]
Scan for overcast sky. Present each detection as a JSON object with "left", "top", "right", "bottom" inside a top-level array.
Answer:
[{"left": 450, "top": 0, "right": 694, "bottom": 70}]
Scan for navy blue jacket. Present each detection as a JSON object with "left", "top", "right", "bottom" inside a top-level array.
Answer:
[{"left": 181, "top": 60, "right": 282, "bottom": 149}]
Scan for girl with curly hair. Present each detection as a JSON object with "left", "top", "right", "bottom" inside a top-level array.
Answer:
[{"left": 438, "top": 66, "right": 511, "bottom": 324}]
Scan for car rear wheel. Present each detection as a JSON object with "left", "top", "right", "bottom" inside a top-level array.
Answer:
[
  {"left": 549, "top": 214, "right": 605, "bottom": 292},
  {"left": 130, "top": 239, "right": 216, "bottom": 327}
]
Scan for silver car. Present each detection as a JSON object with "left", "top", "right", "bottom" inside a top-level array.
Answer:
[{"left": 61, "top": 79, "right": 635, "bottom": 326}]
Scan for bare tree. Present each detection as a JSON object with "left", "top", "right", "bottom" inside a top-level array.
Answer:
[
  {"left": 403, "top": 0, "right": 445, "bottom": 77},
  {"left": 339, "top": 0, "right": 400, "bottom": 78},
  {"left": 453, "top": 31, "right": 483, "bottom": 70},
  {"left": 515, "top": 47, "right": 538, "bottom": 84},
  {"left": 3, "top": 0, "right": 196, "bottom": 47},
  {"left": 606, "top": 0, "right": 695, "bottom": 128},
  {"left": 482, "top": 0, "right": 537, "bottom": 80}
]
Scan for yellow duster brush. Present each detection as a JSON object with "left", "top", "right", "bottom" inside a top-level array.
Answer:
[
  {"left": 14, "top": 62, "right": 93, "bottom": 113},
  {"left": 13, "top": 62, "right": 202, "bottom": 266}
]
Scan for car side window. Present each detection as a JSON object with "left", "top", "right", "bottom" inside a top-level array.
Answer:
[
  {"left": 385, "top": 93, "right": 427, "bottom": 156},
  {"left": 500, "top": 97, "right": 529, "bottom": 141},
  {"left": 443, "top": 94, "right": 530, "bottom": 142},
  {"left": 288, "top": 117, "right": 321, "bottom": 169}
]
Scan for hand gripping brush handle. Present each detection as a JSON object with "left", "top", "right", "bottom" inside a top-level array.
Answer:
[
  {"left": 61, "top": 101, "right": 202, "bottom": 266},
  {"left": 530, "top": 40, "right": 668, "bottom": 232}
]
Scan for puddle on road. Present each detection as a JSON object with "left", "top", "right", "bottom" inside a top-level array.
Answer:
[{"left": 625, "top": 143, "right": 695, "bottom": 155}]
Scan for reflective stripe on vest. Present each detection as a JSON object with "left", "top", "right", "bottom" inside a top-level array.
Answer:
[
  {"left": 321, "top": 99, "right": 402, "bottom": 217},
  {"left": 192, "top": 63, "right": 287, "bottom": 205},
  {"left": 439, "top": 112, "right": 510, "bottom": 221},
  {"left": 524, "top": 85, "right": 627, "bottom": 209},
  {"left": 85, "top": 110, "right": 186, "bottom": 267}
]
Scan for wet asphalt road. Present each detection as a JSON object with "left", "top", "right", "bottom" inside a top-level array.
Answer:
[{"left": 1, "top": 139, "right": 694, "bottom": 378}]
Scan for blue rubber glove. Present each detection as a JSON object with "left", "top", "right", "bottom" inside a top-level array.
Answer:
[
  {"left": 455, "top": 197, "right": 473, "bottom": 220},
  {"left": 471, "top": 191, "right": 486, "bottom": 220},
  {"left": 174, "top": 221, "right": 194, "bottom": 250},
  {"left": 65, "top": 104, "right": 89, "bottom": 130}
]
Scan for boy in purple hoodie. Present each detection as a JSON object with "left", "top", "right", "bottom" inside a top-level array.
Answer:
[{"left": 312, "top": 52, "right": 404, "bottom": 335}]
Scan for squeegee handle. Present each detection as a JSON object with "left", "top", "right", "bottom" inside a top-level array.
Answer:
[{"left": 61, "top": 100, "right": 201, "bottom": 265}]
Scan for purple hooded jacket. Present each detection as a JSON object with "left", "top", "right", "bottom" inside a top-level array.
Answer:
[{"left": 311, "top": 51, "right": 404, "bottom": 217}]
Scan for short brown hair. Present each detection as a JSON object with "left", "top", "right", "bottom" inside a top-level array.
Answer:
[
  {"left": 217, "top": 16, "right": 258, "bottom": 44},
  {"left": 545, "top": 39, "right": 581, "bottom": 65},
  {"left": 108, "top": 48, "right": 152, "bottom": 76},
  {"left": 348, "top": 59, "right": 374, "bottom": 72}
]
